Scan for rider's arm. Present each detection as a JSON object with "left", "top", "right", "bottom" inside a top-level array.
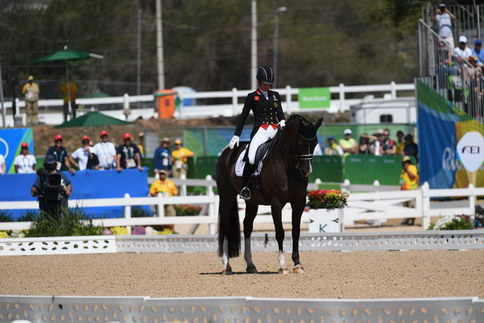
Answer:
[
  {"left": 275, "top": 93, "right": 285, "bottom": 121},
  {"left": 234, "top": 94, "right": 253, "bottom": 136}
]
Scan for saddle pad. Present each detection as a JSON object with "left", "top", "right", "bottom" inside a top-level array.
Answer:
[{"left": 235, "top": 149, "right": 263, "bottom": 177}]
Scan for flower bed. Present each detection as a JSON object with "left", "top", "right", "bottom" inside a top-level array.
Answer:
[{"left": 307, "top": 189, "right": 349, "bottom": 210}]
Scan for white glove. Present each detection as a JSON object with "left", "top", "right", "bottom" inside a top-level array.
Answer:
[
  {"left": 278, "top": 120, "right": 286, "bottom": 128},
  {"left": 229, "top": 135, "right": 240, "bottom": 149}
]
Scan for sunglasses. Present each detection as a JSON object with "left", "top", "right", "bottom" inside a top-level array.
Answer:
[
  {"left": 82, "top": 140, "right": 89, "bottom": 144},
  {"left": 55, "top": 139, "right": 63, "bottom": 143}
]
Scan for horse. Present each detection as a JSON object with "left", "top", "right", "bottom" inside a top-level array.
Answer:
[{"left": 216, "top": 114, "right": 322, "bottom": 274}]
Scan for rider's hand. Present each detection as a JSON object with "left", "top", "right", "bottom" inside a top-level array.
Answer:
[
  {"left": 229, "top": 135, "right": 239, "bottom": 149},
  {"left": 278, "top": 120, "right": 286, "bottom": 128}
]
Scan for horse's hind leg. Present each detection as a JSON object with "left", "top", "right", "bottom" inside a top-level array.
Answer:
[
  {"left": 271, "top": 202, "right": 288, "bottom": 274},
  {"left": 243, "top": 202, "right": 258, "bottom": 273}
]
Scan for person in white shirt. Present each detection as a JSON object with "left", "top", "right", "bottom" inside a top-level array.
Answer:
[
  {"left": 0, "top": 154, "right": 6, "bottom": 175},
  {"left": 71, "top": 136, "right": 99, "bottom": 171},
  {"left": 453, "top": 36, "right": 473, "bottom": 66},
  {"left": 14, "top": 142, "right": 36, "bottom": 173},
  {"left": 93, "top": 130, "right": 116, "bottom": 170}
]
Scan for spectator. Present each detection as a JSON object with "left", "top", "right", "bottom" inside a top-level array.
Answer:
[
  {"left": 116, "top": 133, "right": 143, "bottom": 171},
  {"left": 395, "top": 130, "right": 405, "bottom": 155},
  {"left": 313, "top": 142, "right": 323, "bottom": 156},
  {"left": 370, "top": 130, "right": 383, "bottom": 156},
  {"left": 14, "top": 142, "right": 36, "bottom": 174},
  {"left": 358, "top": 133, "right": 371, "bottom": 155},
  {"left": 171, "top": 138, "right": 194, "bottom": 178},
  {"left": 60, "top": 81, "right": 78, "bottom": 121},
  {"left": 46, "top": 134, "right": 73, "bottom": 172},
  {"left": 403, "top": 134, "right": 418, "bottom": 161},
  {"left": 382, "top": 128, "right": 396, "bottom": 155},
  {"left": 137, "top": 132, "right": 145, "bottom": 158},
  {"left": 93, "top": 130, "right": 117, "bottom": 170},
  {"left": 436, "top": 41, "right": 455, "bottom": 88},
  {"left": 21, "top": 75, "right": 40, "bottom": 126},
  {"left": 400, "top": 156, "right": 419, "bottom": 226},
  {"left": 154, "top": 137, "right": 173, "bottom": 175},
  {"left": 471, "top": 39, "right": 484, "bottom": 64},
  {"left": 434, "top": 3, "right": 456, "bottom": 49},
  {"left": 324, "top": 136, "right": 342, "bottom": 156},
  {"left": 453, "top": 36, "right": 473, "bottom": 66},
  {"left": 0, "top": 154, "right": 6, "bottom": 175},
  {"left": 338, "top": 129, "right": 357, "bottom": 156},
  {"left": 70, "top": 136, "right": 100, "bottom": 171},
  {"left": 149, "top": 169, "right": 178, "bottom": 231}
]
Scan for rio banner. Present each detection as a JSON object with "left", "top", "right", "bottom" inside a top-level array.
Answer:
[{"left": 416, "top": 81, "right": 483, "bottom": 189}]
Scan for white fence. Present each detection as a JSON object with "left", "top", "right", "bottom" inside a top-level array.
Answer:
[
  {"left": 0, "top": 183, "right": 481, "bottom": 233},
  {"left": 1, "top": 82, "right": 415, "bottom": 125}
]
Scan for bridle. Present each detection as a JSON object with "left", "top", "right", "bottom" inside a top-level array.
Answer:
[{"left": 295, "top": 133, "right": 316, "bottom": 168}]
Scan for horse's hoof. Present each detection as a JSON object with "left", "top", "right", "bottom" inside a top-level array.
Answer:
[
  {"left": 293, "top": 266, "right": 305, "bottom": 274},
  {"left": 278, "top": 268, "right": 289, "bottom": 275},
  {"left": 222, "top": 269, "right": 234, "bottom": 275},
  {"left": 246, "top": 266, "right": 258, "bottom": 274}
]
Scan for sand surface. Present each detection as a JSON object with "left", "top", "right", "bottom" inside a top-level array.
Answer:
[{"left": 1, "top": 250, "right": 482, "bottom": 299}]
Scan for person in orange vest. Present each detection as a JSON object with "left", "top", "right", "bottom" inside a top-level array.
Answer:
[{"left": 171, "top": 138, "right": 194, "bottom": 178}]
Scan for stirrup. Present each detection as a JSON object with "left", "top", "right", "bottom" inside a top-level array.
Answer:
[{"left": 240, "top": 187, "right": 251, "bottom": 200}]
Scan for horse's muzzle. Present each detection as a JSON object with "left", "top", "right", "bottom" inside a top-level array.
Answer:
[{"left": 298, "top": 160, "right": 313, "bottom": 178}]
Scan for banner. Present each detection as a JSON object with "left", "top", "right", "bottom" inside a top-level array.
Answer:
[
  {"left": 0, "top": 128, "right": 35, "bottom": 174},
  {"left": 298, "top": 87, "right": 331, "bottom": 109},
  {"left": 416, "top": 81, "right": 483, "bottom": 188}
]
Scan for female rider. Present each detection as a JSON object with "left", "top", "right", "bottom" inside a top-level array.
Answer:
[{"left": 228, "top": 66, "right": 286, "bottom": 199}]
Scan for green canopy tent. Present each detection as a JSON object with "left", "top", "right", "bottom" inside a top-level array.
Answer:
[
  {"left": 54, "top": 111, "right": 131, "bottom": 128},
  {"left": 33, "top": 46, "right": 103, "bottom": 121}
]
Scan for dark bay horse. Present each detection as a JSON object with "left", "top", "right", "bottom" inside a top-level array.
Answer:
[{"left": 217, "top": 115, "right": 322, "bottom": 274}]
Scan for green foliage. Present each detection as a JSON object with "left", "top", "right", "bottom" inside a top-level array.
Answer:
[
  {"left": 131, "top": 206, "right": 153, "bottom": 218},
  {"left": 26, "top": 207, "right": 103, "bottom": 237},
  {"left": 18, "top": 211, "right": 39, "bottom": 222},
  {"left": 174, "top": 204, "right": 202, "bottom": 216},
  {"left": 0, "top": 211, "right": 13, "bottom": 222},
  {"left": 428, "top": 214, "right": 475, "bottom": 231},
  {"left": 307, "top": 190, "right": 348, "bottom": 210}
]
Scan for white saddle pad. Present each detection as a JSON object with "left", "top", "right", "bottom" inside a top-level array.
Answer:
[{"left": 235, "top": 148, "right": 263, "bottom": 177}]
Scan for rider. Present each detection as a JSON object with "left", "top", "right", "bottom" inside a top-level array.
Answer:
[{"left": 228, "top": 65, "right": 286, "bottom": 199}]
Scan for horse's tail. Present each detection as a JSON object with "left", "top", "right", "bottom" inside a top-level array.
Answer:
[{"left": 217, "top": 196, "right": 240, "bottom": 258}]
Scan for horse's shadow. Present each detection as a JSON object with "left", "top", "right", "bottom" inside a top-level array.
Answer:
[{"left": 199, "top": 271, "right": 278, "bottom": 275}]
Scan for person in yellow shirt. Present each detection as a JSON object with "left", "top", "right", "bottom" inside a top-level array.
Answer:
[
  {"left": 60, "top": 81, "right": 78, "bottom": 121},
  {"left": 400, "top": 156, "right": 419, "bottom": 225},
  {"left": 137, "top": 132, "right": 145, "bottom": 158},
  {"left": 338, "top": 129, "right": 358, "bottom": 156},
  {"left": 22, "top": 75, "right": 40, "bottom": 125},
  {"left": 395, "top": 130, "right": 406, "bottom": 155},
  {"left": 150, "top": 169, "right": 178, "bottom": 231},
  {"left": 171, "top": 138, "right": 194, "bottom": 178}
]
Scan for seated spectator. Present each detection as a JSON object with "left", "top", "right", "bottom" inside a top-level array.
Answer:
[
  {"left": 324, "top": 136, "right": 343, "bottom": 156},
  {"left": 472, "top": 39, "right": 484, "bottom": 63},
  {"left": 453, "top": 36, "right": 472, "bottom": 66},
  {"left": 382, "top": 128, "right": 396, "bottom": 155},
  {"left": 403, "top": 134, "right": 418, "bottom": 161},
  {"left": 154, "top": 137, "right": 172, "bottom": 176},
  {"left": 149, "top": 169, "right": 178, "bottom": 231},
  {"left": 70, "top": 136, "right": 100, "bottom": 171},
  {"left": 46, "top": 134, "right": 73, "bottom": 172},
  {"left": 0, "top": 154, "right": 5, "bottom": 175},
  {"left": 116, "top": 133, "right": 143, "bottom": 171},
  {"left": 370, "top": 130, "right": 383, "bottom": 156},
  {"left": 358, "top": 133, "right": 371, "bottom": 154},
  {"left": 338, "top": 129, "right": 357, "bottom": 156},
  {"left": 15, "top": 142, "right": 36, "bottom": 174},
  {"left": 395, "top": 130, "right": 405, "bottom": 155}
]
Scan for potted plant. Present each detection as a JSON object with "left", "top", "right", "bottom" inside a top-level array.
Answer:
[{"left": 306, "top": 189, "right": 349, "bottom": 233}]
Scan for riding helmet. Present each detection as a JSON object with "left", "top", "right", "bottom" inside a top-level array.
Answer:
[{"left": 256, "top": 66, "right": 274, "bottom": 85}]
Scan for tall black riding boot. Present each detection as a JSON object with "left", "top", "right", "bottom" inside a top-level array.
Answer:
[{"left": 240, "top": 163, "right": 256, "bottom": 200}]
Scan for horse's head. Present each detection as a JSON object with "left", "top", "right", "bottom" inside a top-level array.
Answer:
[{"left": 282, "top": 115, "right": 323, "bottom": 177}]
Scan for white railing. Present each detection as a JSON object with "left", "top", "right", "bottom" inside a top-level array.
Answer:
[
  {"left": 0, "top": 183, "right": 481, "bottom": 232},
  {"left": 1, "top": 82, "right": 415, "bottom": 125}
]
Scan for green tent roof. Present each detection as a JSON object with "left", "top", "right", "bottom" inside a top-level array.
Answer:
[
  {"left": 54, "top": 111, "right": 131, "bottom": 128},
  {"left": 33, "top": 49, "right": 91, "bottom": 63}
]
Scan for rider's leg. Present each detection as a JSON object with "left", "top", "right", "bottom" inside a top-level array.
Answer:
[{"left": 240, "top": 128, "right": 269, "bottom": 199}]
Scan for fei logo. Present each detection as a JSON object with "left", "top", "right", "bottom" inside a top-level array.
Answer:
[{"left": 456, "top": 131, "right": 484, "bottom": 172}]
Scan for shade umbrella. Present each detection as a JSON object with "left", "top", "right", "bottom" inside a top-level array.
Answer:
[
  {"left": 54, "top": 111, "right": 131, "bottom": 128},
  {"left": 33, "top": 46, "right": 103, "bottom": 121}
]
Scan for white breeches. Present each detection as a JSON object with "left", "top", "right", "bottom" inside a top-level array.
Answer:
[{"left": 248, "top": 126, "right": 277, "bottom": 164}]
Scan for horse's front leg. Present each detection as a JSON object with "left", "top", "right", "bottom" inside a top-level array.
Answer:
[
  {"left": 291, "top": 201, "right": 305, "bottom": 274},
  {"left": 271, "top": 202, "right": 288, "bottom": 274},
  {"left": 244, "top": 203, "right": 258, "bottom": 273}
]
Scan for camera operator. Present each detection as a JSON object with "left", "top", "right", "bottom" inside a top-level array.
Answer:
[{"left": 31, "top": 155, "right": 72, "bottom": 216}]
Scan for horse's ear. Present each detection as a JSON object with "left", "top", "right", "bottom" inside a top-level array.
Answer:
[{"left": 314, "top": 118, "right": 323, "bottom": 129}]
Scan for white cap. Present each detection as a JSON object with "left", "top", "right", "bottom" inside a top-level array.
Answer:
[
  {"left": 459, "top": 35, "right": 467, "bottom": 43},
  {"left": 344, "top": 129, "right": 352, "bottom": 135}
]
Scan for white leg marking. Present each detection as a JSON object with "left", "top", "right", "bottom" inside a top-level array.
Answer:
[
  {"left": 277, "top": 251, "right": 286, "bottom": 269},
  {"left": 221, "top": 237, "right": 230, "bottom": 270},
  {"left": 244, "top": 237, "right": 254, "bottom": 268}
]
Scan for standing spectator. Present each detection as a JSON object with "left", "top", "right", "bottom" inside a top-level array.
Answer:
[
  {"left": 400, "top": 156, "right": 419, "bottom": 226},
  {"left": 116, "top": 133, "right": 143, "bottom": 171},
  {"left": 436, "top": 41, "right": 454, "bottom": 88},
  {"left": 22, "top": 75, "right": 40, "bottom": 126},
  {"left": 0, "top": 154, "right": 5, "bottom": 175},
  {"left": 70, "top": 136, "right": 100, "bottom": 171},
  {"left": 14, "top": 142, "right": 36, "bottom": 174},
  {"left": 453, "top": 36, "right": 473, "bottom": 66},
  {"left": 149, "top": 169, "right": 178, "bottom": 231},
  {"left": 434, "top": 3, "right": 456, "bottom": 49},
  {"left": 371, "top": 130, "right": 383, "bottom": 155},
  {"left": 403, "top": 134, "right": 419, "bottom": 161},
  {"left": 154, "top": 137, "right": 172, "bottom": 175},
  {"left": 93, "top": 130, "right": 117, "bottom": 170},
  {"left": 358, "top": 134, "right": 371, "bottom": 155},
  {"left": 395, "top": 130, "right": 406, "bottom": 155},
  {"left": 171, "top": 138, "right": 194, "bottom": 178},
  {"left": 324, "top": 136, "right": 342, "bottom": 156},
  {"left": 46, "top": 134, "right": 73, "bottom": 172},
  {"left": 471, "top": 39, "right": 484, "bottom": 64},
  {"left": 382, "top": 128, "right": 396, "bottom": 155},
  {"left": 60, "top": 81, "right": 78, "bottom": 121},
  {"left": 338, "top": 129, "right": 357, "bottom": 156},
  {"left": 137, "top": 132, "right": 145, "bottom": 158}
]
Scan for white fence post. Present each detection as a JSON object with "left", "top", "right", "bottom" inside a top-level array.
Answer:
[
  {"left": 232, "top": 87, "right": 238, "bottom": 116},
  {"left": 421, "top": 182, "right": 431, "bottom": 229},
  {"left": 206, "top": 175, "right": 217, "bottom": 234},
  {"left": 156, "top": 193, "right": 165, "bottom": 218},
  {"left": 124, "top": 193, "right": 132, "bottom": 234},
  {"left": 468, "top": 183, "right": 476, "bottom": 215},
  {"left": 390, "top": 81, "right": 397, "bottom": 99},
  {"left": 369, "top": 180, "right": 385, "bottom": 226},
  {"left": 339, "top": 83, "right": 345, "bottom": 113},
  {"left": 180, "top": 173, "right": 187, "bottom": 196},
  {"left": 285, "top": 85, "right": 292, "bottom": 114},
  {"left": 342, "top": 179, "right": 350, "bottom": 192},
  {"left": 415, "top": 188, "right": 424, "bottom": 229}
]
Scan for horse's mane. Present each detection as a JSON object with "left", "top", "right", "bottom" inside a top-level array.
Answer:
[{"left": 287, "top": 114, "right": 317, "bottom": 140}]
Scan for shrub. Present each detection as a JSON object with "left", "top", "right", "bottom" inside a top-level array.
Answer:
[
  {"left": 429, "top": 214, "right": 474, "bottom": 230},
  {"left": 131, "top": 206, "right": 153, "bottom": 218},
  {"left": 175, "top": 204, "right": 202, "bottom": 216},
  {"left": 0, "top": 211, "right": 12, "bottom": 222},
  {"left": 18, "top": 211, "right": 39, "bottom": 222},
  {"left": 307, "top": 190, "right": 349, "bottom": 210}
]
